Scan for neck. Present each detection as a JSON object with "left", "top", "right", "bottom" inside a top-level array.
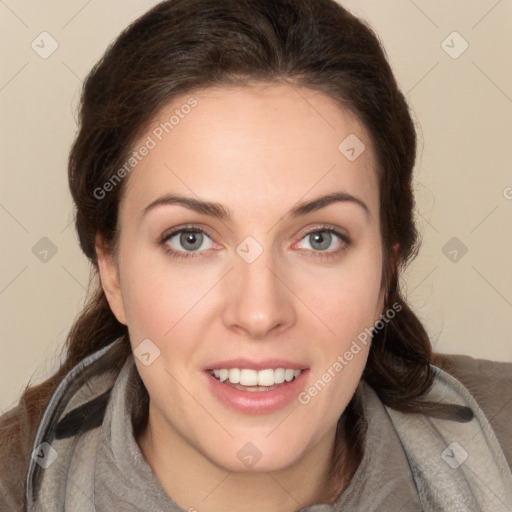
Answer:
[{"left": 136, "top": 403, "right": 348, "bottom": 512}]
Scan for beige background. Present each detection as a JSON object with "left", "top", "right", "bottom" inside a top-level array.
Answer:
[{"left": 1, "top": 0, "right": 511, "bottom": 412}]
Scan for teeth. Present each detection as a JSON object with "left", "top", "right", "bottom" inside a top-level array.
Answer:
[
  {"left": 274, "top": 368, "right": 285, "bottom": 384},
  {"left": 257, "top": 369, "right": 274, "bottom": 387},
  {"left": 228, "top": 368, "right": 240, "bottom": 384},
  {"left": 211, "top": 367, "right": 303, "bottom": 386},
  {"left": 240, "top": 369, "right": 258, "bottom": 386}
]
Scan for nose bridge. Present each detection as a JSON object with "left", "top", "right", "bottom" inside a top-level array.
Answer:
[{"left": 222, "top": 237, "right": 295, "bottom": 338}]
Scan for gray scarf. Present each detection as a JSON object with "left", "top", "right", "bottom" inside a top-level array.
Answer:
[{"left": 27, "top": 350, "right": 512, "bottom": 511}]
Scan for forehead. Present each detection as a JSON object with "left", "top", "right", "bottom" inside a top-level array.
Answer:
[{"left": 119, "top": 83, "right": 379, "bottom": 222}]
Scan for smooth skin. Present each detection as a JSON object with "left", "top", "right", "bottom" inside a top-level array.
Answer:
[{"left": 96, "top": 82, "right": 387, "bottom": 511}]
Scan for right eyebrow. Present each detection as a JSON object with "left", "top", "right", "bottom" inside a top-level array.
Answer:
[{"left": 142, "top": 194, "right": 231, "bottom": 220}]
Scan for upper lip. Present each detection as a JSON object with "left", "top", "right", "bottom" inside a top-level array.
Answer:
[{"left": 205, "top": 358, "right": 308, "bottom": 371}]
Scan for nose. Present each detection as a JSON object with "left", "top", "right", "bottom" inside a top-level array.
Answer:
[{"left": 221, "top": 245, "right": 296, "bottom": 340}]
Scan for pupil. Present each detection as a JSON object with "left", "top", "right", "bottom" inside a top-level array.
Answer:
[
  {"left": 311, "top": 231, "right": 331, "bottom": 251},
  {"left": 181, "top": 231, "right": 202, "bottom": 251}
]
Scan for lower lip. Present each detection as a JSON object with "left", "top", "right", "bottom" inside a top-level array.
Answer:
[{"left": 205, "top": 370, "right": 309, "bottom": 414}]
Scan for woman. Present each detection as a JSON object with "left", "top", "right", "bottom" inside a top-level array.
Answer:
[{"left": 1, "top": 0, "right": 511, "bottom": 510}]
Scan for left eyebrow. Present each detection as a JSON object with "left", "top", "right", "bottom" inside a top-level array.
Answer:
[
  {"left": 288, "top": 191, "right": 370, "bottom": 220},
  {"left": 142, "top": 191, "right": 370, "bottom": 221}
]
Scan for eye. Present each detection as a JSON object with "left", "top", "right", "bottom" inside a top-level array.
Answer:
[
  {"left": 161, "top": 226, "right": 216, "bottom": 259},
  {"left": 295, "top": 226, "right": 350, "bottom": 258}
]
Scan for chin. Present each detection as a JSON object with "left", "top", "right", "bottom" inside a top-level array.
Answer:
[{"left": 202, "top": 435, "right": 312, "bottom": 474}]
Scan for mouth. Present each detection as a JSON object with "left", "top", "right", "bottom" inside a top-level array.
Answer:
[
  {"left": 208, "top": 367, "right": 304, "bottom": 392},
  {"left": 204, "top": 365, "right": 310, "bottom": 414}
]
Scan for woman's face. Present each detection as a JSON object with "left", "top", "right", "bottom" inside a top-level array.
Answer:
[{"left": 97, "top": 83, "right": 386, "bottom": 473}]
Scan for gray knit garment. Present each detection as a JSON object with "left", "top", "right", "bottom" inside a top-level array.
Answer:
[{"left": 93, "top": 357, "right": 422, "bottom": 511}]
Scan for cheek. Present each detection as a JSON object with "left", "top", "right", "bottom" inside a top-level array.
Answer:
[
  {"left": 119, "top": 248, "right": 212, "bottom": 339},
  {"left": 121, "top": 271, "right": 172, "bottom": 341},
  {"left": 298, "top": 246, "right": 383, "bottom": 333},
  {"left": 297, "top": 275, "right": 378, "bottom": 427}
]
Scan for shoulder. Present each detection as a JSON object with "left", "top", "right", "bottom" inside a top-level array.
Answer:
[
  {"left": 0, "top": 393, "right": 46, "bottom": 512},
  {"left": 431, "top": 352, "right": 512, "bottom": 468},
  {"left": 0, "top": 339, "right": 127, "bottom": 511}
]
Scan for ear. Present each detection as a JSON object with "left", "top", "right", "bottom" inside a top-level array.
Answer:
[
  {"left": 391, "top": 242, "right": 400, "bottom": 266},
  {"left": 95, "top": 232, "right": 127, "bottom": 325},
  {"left": 374, "top": 242, "right": 400, "bottom": 323}
]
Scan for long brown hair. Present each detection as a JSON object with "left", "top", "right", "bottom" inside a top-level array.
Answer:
[{"left": 1, "top": 0, "right": 472, "bottom": 506}]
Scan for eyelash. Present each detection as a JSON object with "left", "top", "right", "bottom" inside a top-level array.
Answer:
[{"left": 160, "top": 224, "right": 351, "bottom": 261}]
